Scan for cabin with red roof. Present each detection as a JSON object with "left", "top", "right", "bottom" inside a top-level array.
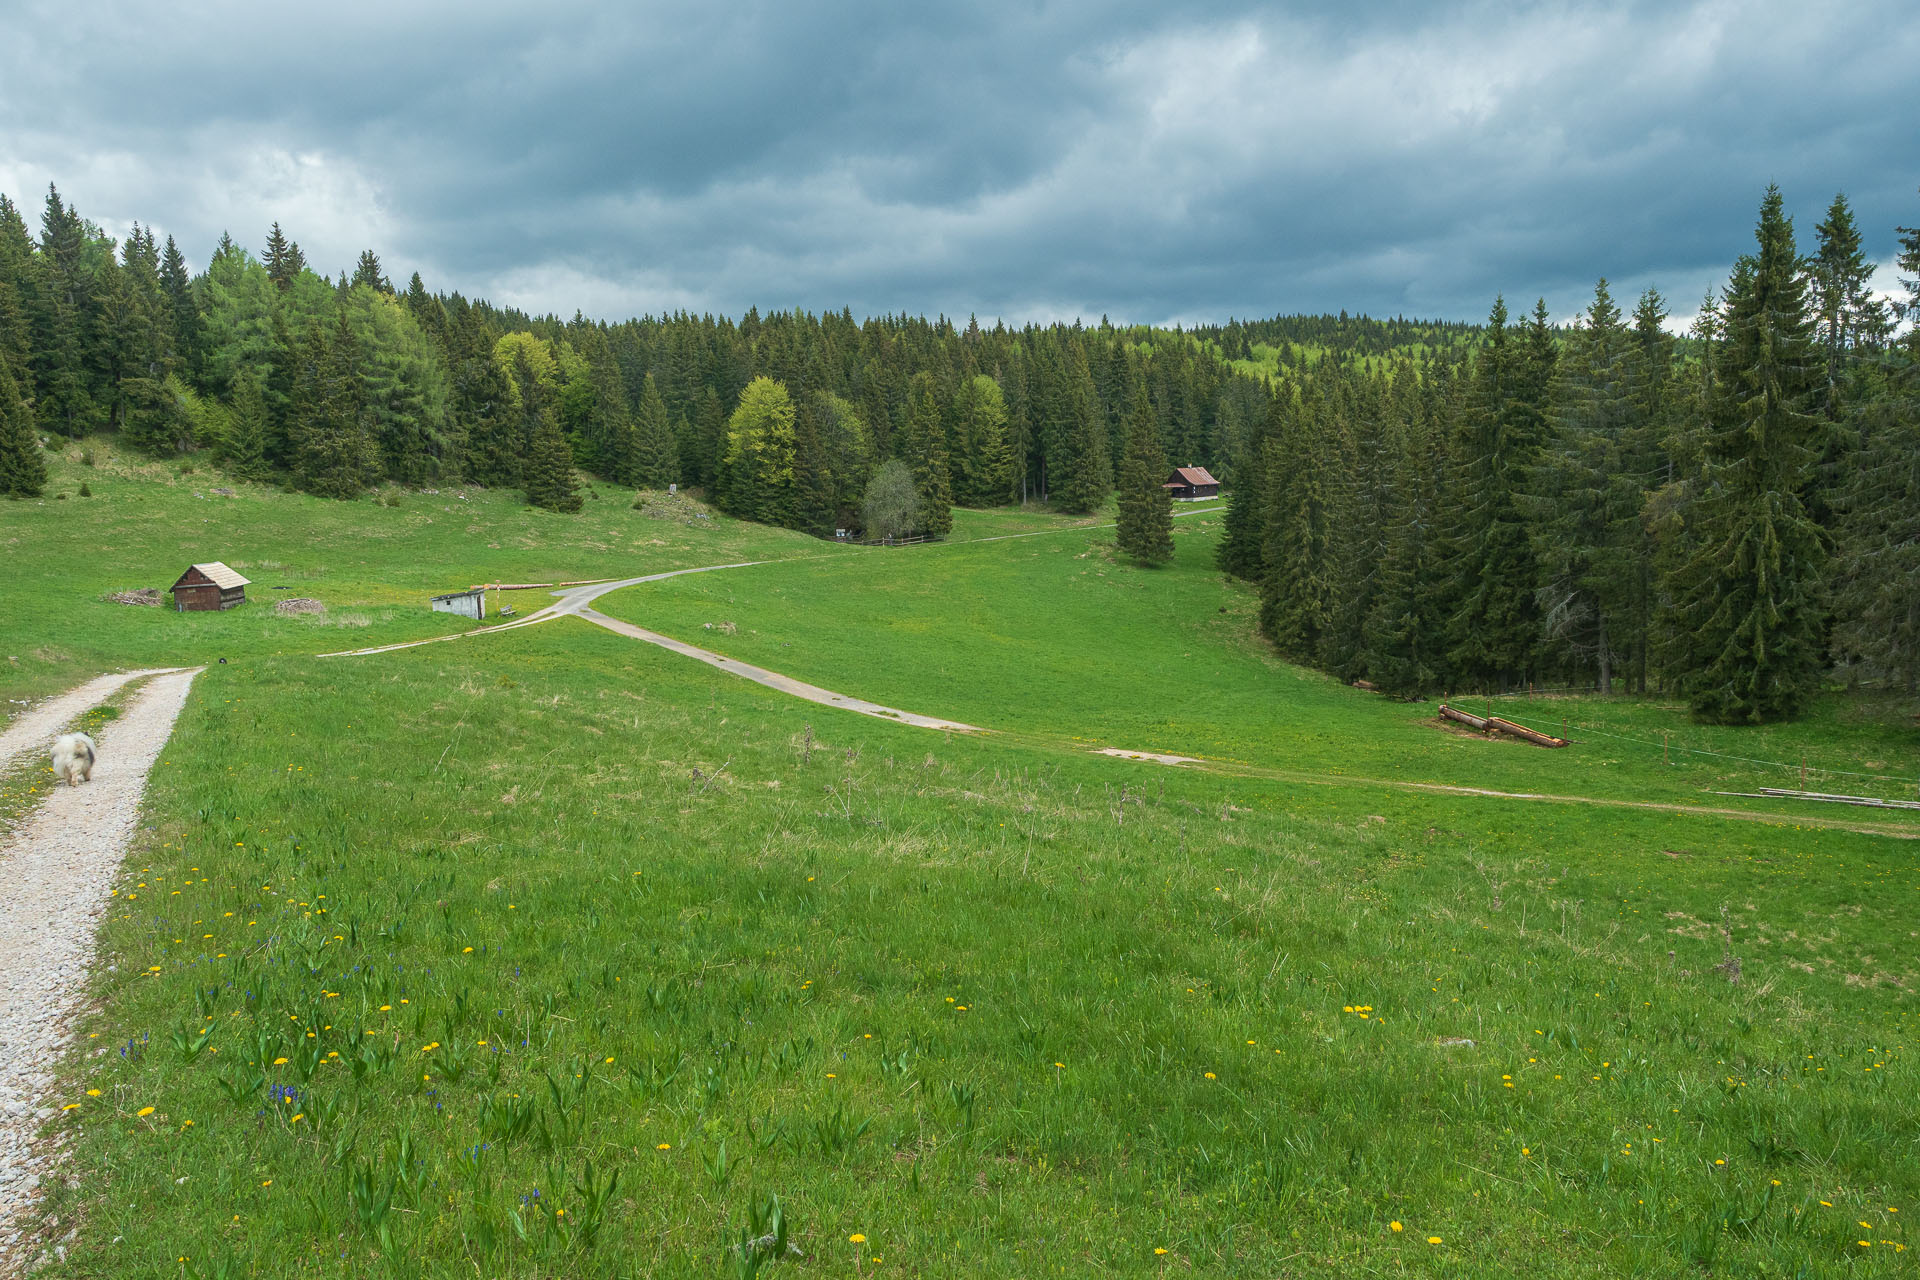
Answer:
[{"left": 1163, "top": 466, "right": 1220, "bottom": 500}]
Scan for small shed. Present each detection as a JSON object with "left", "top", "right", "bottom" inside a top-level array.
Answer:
[
  {"left": 430, "top": 588, "right": 486, "bottom": 621},
  {"left": 169, "top": 562, "right": 250, "bottom": 611},
  {"left": 1163, "top": 466, "right": 1220, "bottom": 500}
]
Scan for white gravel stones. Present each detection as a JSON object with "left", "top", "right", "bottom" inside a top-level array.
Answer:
[
  {"left": 0, "top": 668, "right": 201, "bottom": 1274},
  {"left": 0, "top": 670, "right": 186, "bottom": 771}
]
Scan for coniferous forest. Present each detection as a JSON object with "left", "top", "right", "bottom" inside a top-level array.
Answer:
[{"left": 2, "top": 181, "right": 1916, "bottom": 723}]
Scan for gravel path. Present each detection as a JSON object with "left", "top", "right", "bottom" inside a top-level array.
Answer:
[
  {"left": 0, "top": 669, "right": 186, "bottom": 768},
  {"left": 319, "top": 563, "right": 985, "bottom": 731},
  {"left": 0, "top": 667, "right": 201, "bottom": 1273},
  {"left": 575, "top": 607, "right": 982, "bottom": 732}
]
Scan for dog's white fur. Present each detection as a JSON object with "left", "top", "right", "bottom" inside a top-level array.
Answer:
[{"left": 52, "top": 732, "right": 97, "bottom": 787}]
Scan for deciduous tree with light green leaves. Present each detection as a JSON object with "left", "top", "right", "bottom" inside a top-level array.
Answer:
[{"left": 718, "top": 376, "right": 796, "bottom": 525}]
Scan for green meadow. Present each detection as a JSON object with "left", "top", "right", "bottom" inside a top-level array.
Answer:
[
  {"left": 597, "top": 512, "right": 1920, "bottom": 814},
  {"left": 2, "top": 444, "right": 1915, "bottom": 1277}
]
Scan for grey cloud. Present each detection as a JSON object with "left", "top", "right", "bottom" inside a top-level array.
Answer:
[{"left": 1, "top": 0, "right": 1914, "bottom": 325}]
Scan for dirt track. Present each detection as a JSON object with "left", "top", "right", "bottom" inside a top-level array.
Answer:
[{"left": 0, "top": 667, "right": 201, "bottom": 1272}]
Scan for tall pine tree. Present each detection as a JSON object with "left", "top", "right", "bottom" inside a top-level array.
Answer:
[
  {"left": 902, "top": 377, "right": 953, "bottom": 537},
  {"left": 1115, "top": 382, "right": 1173, "bottom": 565},
  {"left": 0, "top": 364, "right": 46, "bottom": 497},
  {"left": 1666, "top": 187, "right": 1827, "bottom": 722}
]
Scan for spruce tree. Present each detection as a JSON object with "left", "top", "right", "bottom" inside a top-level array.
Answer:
[
  {"left": 0, "top": 364, "right": 46, "bottom": 497},
  {"left": 1444, "top": 297, "right": 1548, "bottom": 690},
  {"left": 1666, "top": 186, "right": 1827, "bottom": 722},
  {"left": 1320, "top": 372, "right": 1393, "bottom": 678},
  {"left": 903, "top": 378, "right": 953, "bottom": 537},
  {"left": 458, "top": 355, "right": 520, "bottom": 488},
  {"left": 523, "top": 408, "right": 582, "bottom": 512},
  {"left": 1259, "top": 380, "right": 1340, "bottom": 660},
  {"left": 630, "top": 372, "right": 679, "bottom": 488},
  {"left": 224, "top": 370, "right": 270, "bottom": 481},
  {"left": 1812, "top": 192, "right": 1891, "bottom": 422},
  {"left": 1363, "top": 370, "right": 1451, "bottom": 696},
  {"left": 790, "top": 393, "right": 836, "bottom": 536},
  {"left": 1217, "top": 395, "right": 1279, "bottom": 579},
  {"left": 293, "top": 313, "right": 379, "bottom": 498},
  {"left": 352, "top": 250, "right": 390, "bottom": 293},
  {"left": 1533, "top": 280, "right": 1632, "bottom": 690},
  {"left": 1115, "top": 382, "right": 1173, "bottom": 565},
  {"left": 158, "top": 234, "right": 200, "bottom": 381},
  {"left": 27, "top": 191, "right": 96, "bottom": 438},
  {"left": 1809, "top": 193, "right": 1893, "bottom": 530},
  {"left": 1048, "top": 343, "right": 1111, "bottom": 513},
  {"left": 955, "top": 374, "right": 1012, "bottom": 505},
  {"left": 0, "top": 279, "right": 27, "bottom": 389},
  {"left": 119, "top": 374, "right": 192, "bottom": 455},
  {"left": 263, "top": 225, "right": 307, "bottom": 292},
  {"left": 1831, "top": 193, "right": 1920, "bottom": 693}
]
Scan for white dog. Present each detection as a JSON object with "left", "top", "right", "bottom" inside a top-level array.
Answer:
[{"left": 51, "top": 732, "right": 97, "bottom": 787}]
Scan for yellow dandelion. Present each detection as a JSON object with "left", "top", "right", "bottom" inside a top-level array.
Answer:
[
  {"left": 137, "top": 1106, "right": 155, "bottom": 1117},
  {"left": 1204, "top": 1072, "right": 1216, "bottom": 1080},
  {"left": 656, "top": 1142, "right": 671, "bottom": 1151},
  {"left": 86, "top": 1089, "right": 101, "bottom": 1097},
  {"left": 1390, "top": 1221, "right": 1403, "bottom": 1232},
  {"left": 1428, "top": 1236, "right": 1443, "bottom": 1245},
  {"left": 850, "top": 1234, "right": 866, "bottom": 1244}
]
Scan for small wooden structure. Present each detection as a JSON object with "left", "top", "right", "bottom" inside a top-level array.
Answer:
[
  {"left": 1438, "top": 703, "right": 1569, "bottom": 748},
  {"left": 1164, "top": 466, "right": 1220, "bottom": 500},
  {"left": 431, "top": 588, "right": 486, "bottom": 621},
  {"left": 169, "top": 562, "right": 250, "bottom": 611}
]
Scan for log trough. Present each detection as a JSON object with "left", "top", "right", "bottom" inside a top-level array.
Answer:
[{"left": 1438, "top": 704, "right": 1570, "bottom": 748}]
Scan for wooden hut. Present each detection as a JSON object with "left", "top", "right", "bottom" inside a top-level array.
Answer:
[
  {"left": 169, "top": 562, "right": 250, "bottom": 611},
  {"left": 430, "top": 588, "right": 487, "bottom": 620},
  {"left": 1163, "top": 466, "right": 1220, "bottom": 500}
]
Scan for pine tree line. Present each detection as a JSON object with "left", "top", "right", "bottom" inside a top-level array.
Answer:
[
  {"left": 1221, "top": 186, "right": 1920, "bottom": 722},
  {"left": 3, "top": 179, "right": 1915, "bottom": 720},
  {"left": 0, "top": 184, "right": 1255, "bottom": 522}
]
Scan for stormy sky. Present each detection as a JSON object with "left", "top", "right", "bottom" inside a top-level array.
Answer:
[{"left": 2, "top": 0, "right": 1913, "bottom": 327}]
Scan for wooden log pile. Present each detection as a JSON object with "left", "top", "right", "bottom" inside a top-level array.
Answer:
[{"left": 1437, "top": 704, "right": 1570, "bottom": 748}]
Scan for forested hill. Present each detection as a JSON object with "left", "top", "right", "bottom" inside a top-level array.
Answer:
[
  {"left": 1197, "top": 312, "right": 1489, "bottom": 377},
  {"left": 0, "top": 181, "right": 1915, "bottom": 723},
  {"left": 0, "top": 183, "right": 1284, "bottom": 524}
]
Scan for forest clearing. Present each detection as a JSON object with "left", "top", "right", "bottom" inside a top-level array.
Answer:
[{"left": 0, "top": 447, "right": 1912, "bottom": 1277}]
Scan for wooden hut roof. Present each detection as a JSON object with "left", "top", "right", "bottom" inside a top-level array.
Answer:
[
  {"left": 1169, "top": 466, "right": 1218, "bottom": 487},
  {"left": 174, "top": 562, "right": 251, "bottom": 590}
]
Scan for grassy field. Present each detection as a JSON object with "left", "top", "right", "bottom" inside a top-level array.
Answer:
[
  {"left": 0, "top": 438, "right": 832, "bottom": 713},
  {"left": 595, "top": 515, "right": 1920, "bottom": 815},
  {"left": 1, "top": 442, "right": 1915, "bottom": 1277}
]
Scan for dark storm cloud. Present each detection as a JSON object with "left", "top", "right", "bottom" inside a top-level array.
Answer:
[{"left": 2, "top": 0, "right": 1914, "bottom": 325}]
